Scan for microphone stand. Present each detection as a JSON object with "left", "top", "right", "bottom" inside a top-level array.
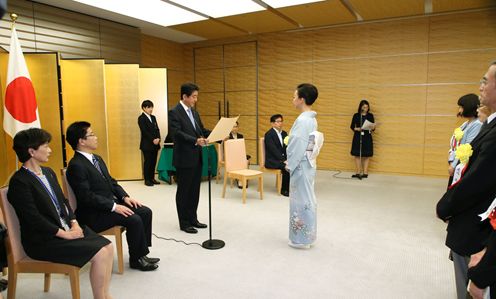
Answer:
[
  {"left": 358, "top": 113, "right": 363, "bottom": 180},
  {"left": 192, "top": 111, "right": 225, "bottom": 250}
]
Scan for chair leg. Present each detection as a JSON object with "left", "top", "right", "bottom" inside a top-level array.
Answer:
[
  {"left": 216, "top": 165, "right": 220, "bottom": 184},
  {"left": 69, "top": 268, "right": 80, "bottom": 299},
  {"left": 7, "top": 268, "right": 17, "bottom": 299},
  {"left": 115, "top": 231, "right": 124, "bottom": 274},
  {"left": 43, "top": 273, "right": 51, "bottom": 292},
  {"left": 276, "top": 173, "right": 282, "bottom": 195},
  {"left": 222, "top": 175, "right": 228, "bottom": 198},
  {"left": 259, "top": 176, "right": 264, "bottom": 200},
  {"left": 242, "top": 178, "right": 247, "bottom": 204}
]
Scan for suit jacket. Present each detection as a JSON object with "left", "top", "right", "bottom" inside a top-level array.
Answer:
[
  {"left": 437, "top": 120, "right": 496, "bottom": 256},
  {"left": 229, "top": 132, "right": 243, "bottom": 139},
  {"left": 138, "top": 112, "right": 161, "bottom": 151},
  {"left": 7, "top": 167, "right": 75, "bottom": 250},
  {"left": 468, "top": 232, "right": 496, "bottom": 294},
  {"left": 264, "top": 128, "right": 288, "bottom": 169},
  {"left": 66, "top": 152, "right": 128, "bottom": 225},
  {"left": 168, "top": 103, "right": 210, "bottom": 168}
]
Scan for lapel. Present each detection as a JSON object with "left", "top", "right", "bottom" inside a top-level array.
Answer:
[
  {"left": 176, "top": 104, "right": 200, "bottom": 136},
  {"left": 471, "top": 119, "right": 496, "bottom": 149},
  {"left": 21, "top": 167, "right": 65, "bottom": 224},
  {"left": 271, "top": 129, "right": 283, "bottom": 150},
  {"left": 75, "top": 152, "right": 112, "bottom": 188}
]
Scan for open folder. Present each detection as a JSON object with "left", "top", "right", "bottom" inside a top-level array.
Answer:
[
  {"left": 207, "top": 116, "right": 239, "bottom": 143},
  {"left": 361, "top": 119, "right": 375, "bottom": 131}
]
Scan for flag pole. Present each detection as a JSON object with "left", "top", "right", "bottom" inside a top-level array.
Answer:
[{"left": 10, "top": 13, "right": 19, "bottom": 171}]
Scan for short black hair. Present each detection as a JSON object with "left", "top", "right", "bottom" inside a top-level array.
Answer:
[
  {"left": 357, "top": 100, "right": 371, "bottom": 113},
  {"left": 66, "top": 121, "right": 91, "bottom": 150},
  {"left": 296, "top": 83, "right": 318, "bottom": 106},
  {"left": 457, "top": 93, "right": 479, "bottom": 118},
  {"left": 13, "top": 128, "right": 52, "bottom": 163},
  {"left": 270, "top": 114, "right": 283, "bottom": 123},
  {"left": 180, "top": 83, "right": 199, "bottom": 99},
  {"left": 141, "top": 100, "right": 154, "bottom": 109}
]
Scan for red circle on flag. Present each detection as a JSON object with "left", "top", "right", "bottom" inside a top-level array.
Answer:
[{"left": 5, "top": 77, "right": 37, "bottom": 123}]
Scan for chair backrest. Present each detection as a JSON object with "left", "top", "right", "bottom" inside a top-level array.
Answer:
[
  {"left": 217, "top": 142, "right": 225, "bottom": 163},
  {"left": 60, "top": 169, "right": 77, "bottom": 211},
  {"left": 0, "top": 187, "right": 28, "bottom": 263},
  {"left": 224, "top": 139, "right": 248, "bottom": 172},
  {"left": 259, "top": 137, "right": 266, "bottom": 168}
]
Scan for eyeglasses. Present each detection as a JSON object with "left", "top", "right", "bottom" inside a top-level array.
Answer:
[
  {"left": 274, "top": 120, "right": 283, "bottom": 123},
  {"left": 480, "top": 78, "right": 488, "bottom": 86},
  {"left": 84, "top": 133, "right": 96, "bottom": 139}
]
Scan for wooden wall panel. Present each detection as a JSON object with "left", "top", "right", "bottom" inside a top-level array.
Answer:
[
  {"left": 194, "top": 46, "right": 223, "bottom": 70},
  {"left": 428, "top": 50, "right": 496, "bottom": 83},
  {"left": 426, "top": 85, "right": 480, "bottom": 115},
  {"left": 429, "top": 10, "right": 496, "bottom": 52},
  {"left": 195, "top": 68, "right": 224, "bottom": 92},
  {"left": 224, "top": 42, "right": 256, "bottom": 67},
  {"left": 313, "top": 25, "right": 369, "bottom": 61},
  {"left": 258, "top": 31, "right": 313, "bottom": 64},
  {"left": 258, "top": 63, "right": 313, "bottom": 91},
  {"left": 105, "top": 65, "right": 141, "bottom": 180},
  {"left": 225, "top": 66, "right": 256, "bottom": 91},
  {"left": 225, "top": 91, "right": 257, "bottom": 115},
  {"left": 196, "top": 92, "right": 224, "bottom": 116},
  {"left": 1, "top": 0, "right": 140, "bottom": 63}
]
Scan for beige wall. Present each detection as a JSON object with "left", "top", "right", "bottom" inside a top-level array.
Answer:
[{"left": 141, "top": 8, "right": 496, "bottom": 177}]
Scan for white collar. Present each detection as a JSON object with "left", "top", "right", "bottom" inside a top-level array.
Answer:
[
  {"left": 487, "top": 112, "right": 496, "bottom": 124},
  {"left": 77, "top": 150, "right": 94, "bottom": 163},
  {"left": 180, "top": 101, "right": 190, "bottom": 113}
]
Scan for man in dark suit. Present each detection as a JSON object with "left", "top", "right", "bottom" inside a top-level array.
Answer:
[
  {"left": 66, "top": 121, "right": 159, "bottom": 271},
  {"left": 264, "top": 114, "right": 289, "bottom": 196},
  {"left": 466, "top": 62, "right": 496, "bottom": 299},
  {"left": 138, "top": 100, "right": 161, "bottom": 187},
  {"left": 169, "top": 83, "right": 210, "bottom": 234},
  {"left": 437, "top": 61, "right": 496, "bottom": 299}
]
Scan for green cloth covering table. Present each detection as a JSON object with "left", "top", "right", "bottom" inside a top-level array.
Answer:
[{"left": 157, "top": 144, "right": 218, "bottom": 183}]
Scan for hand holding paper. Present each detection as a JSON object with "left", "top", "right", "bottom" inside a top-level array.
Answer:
[{"left": 361, "top": 119, "right": 375, "bottom": 131}]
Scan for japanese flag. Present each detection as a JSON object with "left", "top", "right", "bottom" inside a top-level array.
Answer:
[{"left": 3, "top": 27, "right": 40, "bottom": 138}]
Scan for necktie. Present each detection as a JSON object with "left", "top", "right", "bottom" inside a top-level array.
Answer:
[
  {"left": 92, "top": 155, "right": 104, "bottom": 177},
  {"left": 187, "top": 108, "right": 196, "bottom": 129}
]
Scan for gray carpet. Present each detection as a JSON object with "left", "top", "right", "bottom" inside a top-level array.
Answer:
[{"left": 3, "top": 170, "right": 455, "bottom": 298}]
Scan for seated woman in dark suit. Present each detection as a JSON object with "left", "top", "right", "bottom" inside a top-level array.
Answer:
[{"left": 7, "top": 128, "right": 114, "bottom": 299}]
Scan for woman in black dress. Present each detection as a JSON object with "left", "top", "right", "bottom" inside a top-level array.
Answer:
[
  {"left": 7, "top": 128, "right": 114, "bottom": 299},
  {"left": 350, "top": 100, "right": 375, "bottom": 179}
]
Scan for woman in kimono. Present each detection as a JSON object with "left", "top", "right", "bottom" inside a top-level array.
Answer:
[
  {"left": 7, "top": 128, "right": 114, "bottom": 299},
  {"left": 286, "top": 83, "right": 323, "bottom": 249}
]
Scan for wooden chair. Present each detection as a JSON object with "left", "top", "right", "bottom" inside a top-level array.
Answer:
[
  {"left": 222, "top": 139, "right": 263, "bottom": 204},
  {"left": 216, "top": 142, "right": 225, "bottom": 184},
  {"left": 259, "top": 137, "right": 282, "bottom": 195},
  {"left": 0, "top": 187, "right": 81, "bottom": 299},
  {"left": 60, "top": 169, "right": 125, "bottom": 274}
]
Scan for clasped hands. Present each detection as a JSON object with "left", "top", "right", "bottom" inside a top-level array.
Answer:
[{"left": 467, "top": 248, "right": 487, "bottom": 299}]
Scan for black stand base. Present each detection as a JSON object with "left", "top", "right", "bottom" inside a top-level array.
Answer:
[{"left": 202, "top": 239, "right": 225, "bottom": 250}]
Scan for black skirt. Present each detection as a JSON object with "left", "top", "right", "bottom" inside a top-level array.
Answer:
[
  {"left": 351, "top": 131, "right": 373, "bottom": 157},
  {"left": 24, "top": 226, "right": 111, "bottom": 268}
]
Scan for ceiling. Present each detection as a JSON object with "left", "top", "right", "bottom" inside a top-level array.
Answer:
[{"left": 33, "top": 0, "right": 496, "bottom": 43}]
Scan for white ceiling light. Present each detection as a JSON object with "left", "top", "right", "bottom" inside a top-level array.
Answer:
[
  {"left": 261, "top": 0, "right": 325, "bottom": 9},
  {"left": 170, "top": 0, "right": 265, "bottom": 18},
  {"left": 72, "top": 0, "right": 206, "bottom": 26}
]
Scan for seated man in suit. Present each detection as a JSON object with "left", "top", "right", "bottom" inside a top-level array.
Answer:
[
  {"left": 264, "top": 114, "right": 289, "bottom": 196},
  {"left": 66, "top": 121, "right": 159, "bottom": 271}
]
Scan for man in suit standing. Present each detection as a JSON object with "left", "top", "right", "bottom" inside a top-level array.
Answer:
[
  {"left": 169, "top": 83, "right": 210, "bottom": 234},
  {"left": 437, "top": 61, "right": 496, "bottom": 299},
  {"left": 138, "top": 100, "right": 161, "bottom": 187},
  {"left": 264, "top": 114, "right": 289, "bottom": 196},
  {"left": 466, "top": 61, "right": 496, "bottom": 299},
  {"left": 66, "top": 121, "right": 159, "bottom": 271}
]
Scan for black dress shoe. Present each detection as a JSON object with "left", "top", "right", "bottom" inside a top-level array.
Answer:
[
  {"left": 361, "top": 174, "right": 368, "bottom": 178},
  {"left": 192, "top": 222, "right": 207, "bottom": 229},
  {"left": 130, "top": 257, "right": 158, "bottom": 271},
  {"left": 144, "top": 180, "right": 154, "bottom": 186},
  {"left": 143, "top": 255, "right": 160, "bottom": 264},
  {"left": 281, "top": 190, "right": 289, "bottom": 197},
  {"left": 152, "top": 179, "right": 161, "bottom": 185},
  {"left": 181, "top": 226, "right": 198, "bottom": 234}
]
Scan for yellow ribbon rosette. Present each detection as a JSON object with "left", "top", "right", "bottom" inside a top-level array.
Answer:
[
  {"left": 455, "top": 143, "right": 473, "bottom": 165},
  {"left": 283, "top": 135, "right": 289, "bottom": 146},
  {"left": 453, "top": 127, "right": 464, "bottom": 142}
]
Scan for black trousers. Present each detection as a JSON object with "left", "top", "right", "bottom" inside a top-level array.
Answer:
[
  {"left": 175, "top": 163, "right": 202, "bottom": 229},
  {"left": 142, "top": 149, "right": 158, "bottom": 182},
  {"left": 87, "top": 205, "right": 153, "bottom": 261},
  {"left": 281, "top": 168, "right": 290, "bottom": 193}
]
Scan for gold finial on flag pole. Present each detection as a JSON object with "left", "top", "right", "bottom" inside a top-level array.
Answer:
[{"left": 10, "top": 13, "right": 18, "bottom": 29}]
